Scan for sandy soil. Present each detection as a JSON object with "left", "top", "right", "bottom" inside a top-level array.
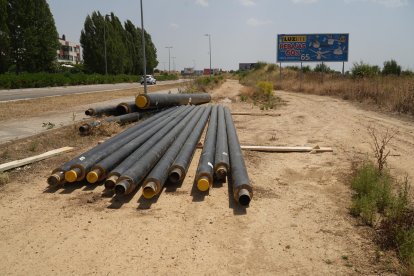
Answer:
[{"left": 1, "top": 79, "right": 413, "bottom": 275}]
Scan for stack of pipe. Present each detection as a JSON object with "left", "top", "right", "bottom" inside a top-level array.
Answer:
[
  {"left": 193, "top": 105, "right": 252, "bottom": 206},
  {"left": 48, "top": 98, "right": 252, "bottom": 206}
]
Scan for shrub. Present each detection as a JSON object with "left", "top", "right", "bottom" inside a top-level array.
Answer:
[
  {"left": 351, "top": 61, "right": 380, "bottom": 78},
  {"left": 314, "top": 63, "right": 333, "bottom": 73},
  {"left": 383, "top": 60, "right": 401, "bottom": 76},
  {"left": 0, "top": 72, "right": 142, "bottom": 89},
  {"left": 350, "top": 162, "right": 392, "bottom": 225}
]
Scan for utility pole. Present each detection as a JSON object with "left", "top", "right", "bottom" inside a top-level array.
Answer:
[
  {"left": 204, "top": 34, "right": 211, "bottom": 77},
  {"left": 172, "top": 57, "right": 176, "bottom": 72},
  {"left": 165, "top": 46, "right": 173, "bottom": 73},
  {"left": 140, "top": 0, "right": 147, "bottom": 94}
]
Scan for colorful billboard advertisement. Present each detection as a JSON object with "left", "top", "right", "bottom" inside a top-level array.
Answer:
[{"left": 277, "top": 33, "right": 349, "bottom": 62}]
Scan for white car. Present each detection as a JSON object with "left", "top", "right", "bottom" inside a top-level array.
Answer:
[{"left": 140, "top": 75, "right": 156, "bottom": 85}]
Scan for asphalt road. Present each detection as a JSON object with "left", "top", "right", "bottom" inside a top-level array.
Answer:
[{"left": 0, "top": 79, "right": 187, "bottom": 102}]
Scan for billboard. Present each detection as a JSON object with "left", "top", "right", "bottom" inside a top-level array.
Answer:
[{"left": 277, "top": 33, "right": 349, "bottom": 62}]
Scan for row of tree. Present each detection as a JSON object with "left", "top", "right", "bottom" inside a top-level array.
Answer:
[
  {"left": 80, "top": 12, "right": 158, "bottom": 75},
  {"left": 0, "top": 0, "right": 59, "bottom": 74}
]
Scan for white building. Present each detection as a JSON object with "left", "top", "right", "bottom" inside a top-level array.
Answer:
[{"left": 57, "top": 34, "right": 81, "bottom": 64}]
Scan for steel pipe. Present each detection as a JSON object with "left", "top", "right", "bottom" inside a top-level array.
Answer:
[
  {"left": 224, "top": 107, "right": 253, "bottom": 206},
  {"left": 114, "top": 106, "right": 200, "bottom": 195},
  {"left": 167, "top": 106, "right": 211, "bottom": 184},
  {"left": 195, "top": 105, "right": 218, "bottom": 191},
  {"left": 135, "top": 93, "right": 211, "bottom": 109},
  {"left": 85, "top": 105, "right": 118, "bottom": 117},
  {"left": 65, "top": 107, "right": 185, "bottom": 183},
  {"left": 55, "top": 107, "right": 177, "bottom": 184},
  {"left": 214, "top": 105, "right": 230, "bottom": 181},
  {"left": 87, "top": 106, "right": 194, "bottom": 184},
  {"left": 116, "top": 101, "right": 139, "bottom": 115},
  {"left": 104, "top": 106, "right": 195, "bottom": 189},
  {"left": 142, "top": 107, "right": 207, "bottom": 198}
]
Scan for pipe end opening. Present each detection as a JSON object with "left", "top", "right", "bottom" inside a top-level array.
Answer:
[
  {"left": 142, "top": 183, "right": 157, "bottom": 199},
  {"left": 238, "top": 189, "right": 251, "bottom": 206}
]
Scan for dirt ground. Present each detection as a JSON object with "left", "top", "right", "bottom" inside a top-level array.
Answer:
[{"left": 1, "top": 79, "right": 414, "bottom": 275}]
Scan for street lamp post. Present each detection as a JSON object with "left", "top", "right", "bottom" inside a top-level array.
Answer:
[
  {"left": 140, "top": 0, "right": 147, "bottom": 94},
  {"left": 204, "top": 34, "right": 211, "bottom": 77},
  {"left": 171, "top": 57, "right": 176, "bottom": 72},
  {"left": 165, "top": 46, "right": 173, "bottom": 73},
  {"left": 103, "top": 14, "right": 110, "bottom": 75}
]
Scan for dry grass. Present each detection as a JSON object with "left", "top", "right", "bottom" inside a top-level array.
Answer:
[
  {"left": 240, "top": 66, "right": 414, "bottom": 115},
  {"left": 0, "top": 83, "right": 185, "bottom": 121}
]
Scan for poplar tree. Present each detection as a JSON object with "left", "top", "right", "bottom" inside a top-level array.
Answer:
[
  {"left": 0, "top": 0, "right": 10, "bottom": 73},
  {"left": 81, "top": 12, "right": 158, "bottom": 75},
  {"left": 7, "top": 0, "right": 59, "bottom": 73}
]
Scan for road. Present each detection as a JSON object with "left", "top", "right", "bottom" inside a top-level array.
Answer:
[
  {"left": 0, "top": 87, "right": 180, "bottom": 144},
  {"left": 0, "top": 79, "right": 187, "bottom": 102}
]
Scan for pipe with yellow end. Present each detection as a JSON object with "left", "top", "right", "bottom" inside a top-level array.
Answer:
[
  {"left": 141, "top": 107, "right": 208, "bottom": 199},
  {"left": 65, "top": 167, "right": 82, "bottom": 183},
  {"left": 135, "top": 93, "right": 211, "bottom": 109},
  {"left": 194, "top": 105, "right": 218, "bottom": 192}
]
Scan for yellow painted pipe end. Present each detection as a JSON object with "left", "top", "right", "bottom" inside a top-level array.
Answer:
[
  {"left": 136, "top": 95, "right": 148, "bottom": 108},
  {"left": 142, "top": 182, "right": 157, "bottom": 199},
  {"left": 86, "top": 171, "right": 99, "bottom": 184},
  {"left": 65, "top": 170, "right": 78, "bottom": 183},
  {"left": 197, "top": 177, "right": 210, "bottom": 192}
]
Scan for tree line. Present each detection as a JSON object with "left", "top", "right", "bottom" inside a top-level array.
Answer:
[
  {"left": 0, "top": 1, "right": 158, "bottom": 76},
  {"left": 0, "top": 0, "right": 59, "bottom": 74},
  {"left": 80, "top": 12, "right": 158, "bottom": 75}
]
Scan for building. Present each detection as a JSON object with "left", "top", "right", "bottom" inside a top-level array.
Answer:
[
  {"left": 57, "top": 34, "right": 81, "bottom": 64},
  {"left": 239, "top": 63, "right": 257, "bottom": 71},
  {"left": 203, "top": 68, "right": 221, "bottom": 75}
]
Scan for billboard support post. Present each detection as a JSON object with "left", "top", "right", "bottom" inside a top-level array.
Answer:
[
  {"left": 342, "top": 62, "right": 345, "bottom": 75},
  {"left": 279, "top": 62, "right": 282, "bottom": 80},
  {"left": 300, "top": 62, "right": 303, "bottom": 91}
]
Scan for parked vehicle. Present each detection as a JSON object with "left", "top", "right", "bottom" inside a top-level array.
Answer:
[{"left": 140, "top": 75, "right": 157, "bottom": 85}]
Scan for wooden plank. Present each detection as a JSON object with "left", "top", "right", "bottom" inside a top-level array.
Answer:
[
  {"left": 196, "top": 144, "right": 332, "bottom": 153},
  {"left": 240, "top": 145, "right": 333, "bottom": 153},
  {"left": 0, "top": 147, "right": 74, "bottom": 172},
  {"left": 231, "top": 112, "right": 281, "bottom": 117}
]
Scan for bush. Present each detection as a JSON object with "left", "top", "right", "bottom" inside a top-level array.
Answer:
[
  {"left": 383, "top": 60, "right": 401, "bottom": 76},
  {"left": 351, "top": 61, "right": 380, "bottom": 78},
  {"left": 350, "top": 162, "right": 392, "bottom": 225},
  {"left": 314, "top": 63, "right": 333, "bottom": 73},
  {"left": 0, "top": 73, "right": 141, "bottom": 89}
]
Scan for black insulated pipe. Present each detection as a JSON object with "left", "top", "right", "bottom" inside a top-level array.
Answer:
[
  {"left": 61, "top": 107, "right": 178, "bottom": 183},
  {"left": 85, "top": 105, "right": 119, "bottom": 117},
  {"left": 116, "top": 101, "right": 139, "bottom": 115},
  {"left": 114, "top": 106, "right": 200, "bottom": 196},
  {"left": 195, "top": 105, "right": 218, "bottom": 192},
  {"left": 168, "top": 106, "right": 212, "bottom": 184},
  {"left": 142, "top": 107, "right": 206, "bottom": 199},
  {"left": 135, "top": 93, "right": 211, "bottom": 109},
  {"left": 66, "top": 106, "right": 186, "bottom": 183},
  {"left": 214, "top": 105, "right": 230, "bottom": 181},
  {"left": 104, "top": 106, "right": 195, "bottom": 189},
  {"left": 87, "top": 106, "right": 193, "bottom": 184},
  {"left": 79, "top": 112, "right": 144, "bottom": 136},
  {"left": 49, "top": 107, "right": 176, "bottom": 185},
  {"left": 224, "top": 107, "right": 253, "bottom": 206}
]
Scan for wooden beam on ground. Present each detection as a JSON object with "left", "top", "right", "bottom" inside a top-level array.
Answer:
[
  {"left": 240, "top": 145, "right": 333, "bottom": 153},
  {"left": 0, "top": 147, "right": 74, "bottom": 172},
  {"left": 231, "top": 112, "right": 281, "bottom": 117},
  {"left": 196, "top": 144, "right": 332, "bottom": 153}
]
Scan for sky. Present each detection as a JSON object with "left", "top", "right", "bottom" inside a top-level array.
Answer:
[{"left": 47, "top": 0, "right": 414, "bottom": 71}]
